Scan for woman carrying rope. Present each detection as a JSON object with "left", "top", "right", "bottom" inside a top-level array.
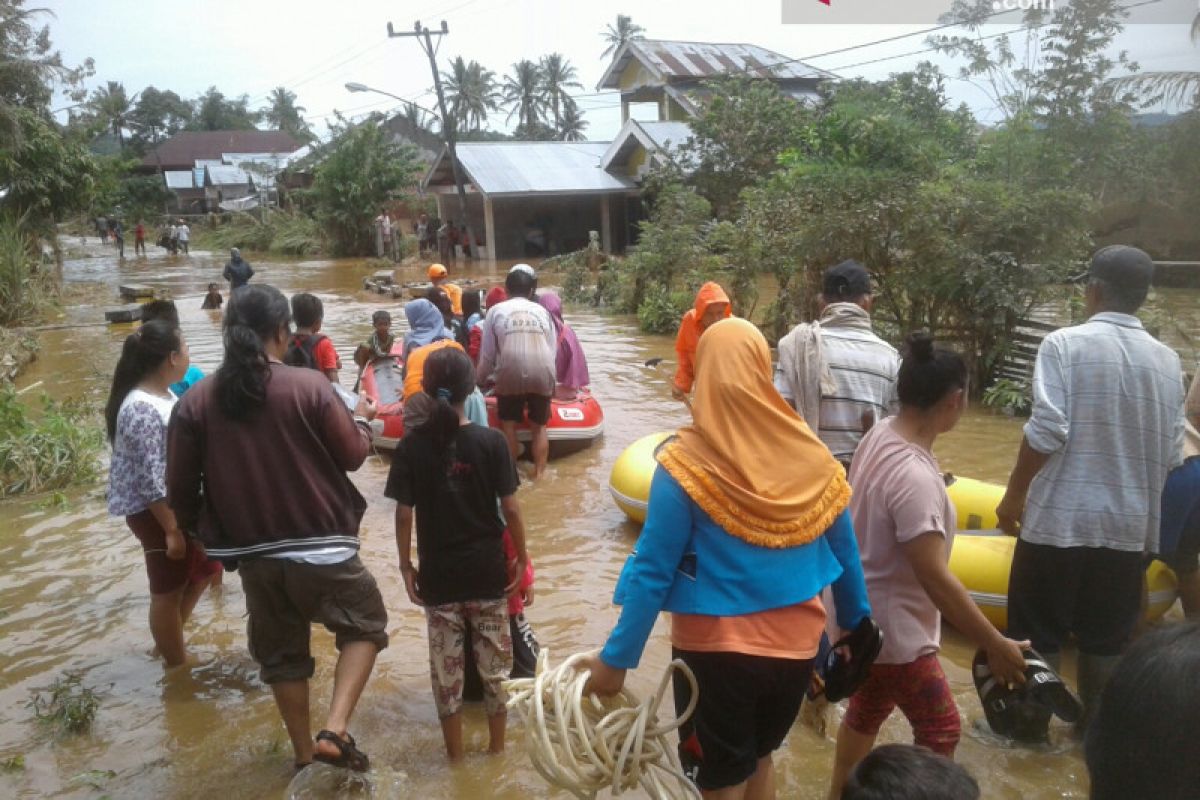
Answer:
[{"left": 584, "top": 318, "right": 874, "bottom": 799}]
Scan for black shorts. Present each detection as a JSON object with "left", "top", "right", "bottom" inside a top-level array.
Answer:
[
  {"left": 672, "top": 648, "right": 813, "bottom": 791},
  {"left": 239, "top": 555, "right": 389, "bottom": 684},
  {"left": 496, "top": 393, "right": 551, "bottom": 426},
  {"left": 1007, "top": 538, "right": 1142, "bottom": 657}
]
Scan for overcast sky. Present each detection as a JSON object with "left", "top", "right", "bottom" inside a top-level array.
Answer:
[{"left": 44, "top": 0, "right": 1198, "bottom": 141}]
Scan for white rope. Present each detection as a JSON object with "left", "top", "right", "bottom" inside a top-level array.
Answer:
[{"left": 504, "top": 650, "right": 703, "bottom": 800}]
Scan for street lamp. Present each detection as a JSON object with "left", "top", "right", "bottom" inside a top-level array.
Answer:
[{"left": 343, "top": 82, "right": 438, "bottom": 118}]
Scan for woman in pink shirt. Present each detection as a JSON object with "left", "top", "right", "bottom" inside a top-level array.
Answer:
[{"left": 828, "top": 332, "right": 1028, "bottom": 799}]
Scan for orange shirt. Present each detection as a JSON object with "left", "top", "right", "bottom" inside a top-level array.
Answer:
[
  {"left": 436, "top": 281, "right": 463, "bottom": 316},
  {"left": 670, "top": 596, "right": 826, "bottom": 660},
  {"left": 403, "top": 339, "right": 464, "bottom": 399}
]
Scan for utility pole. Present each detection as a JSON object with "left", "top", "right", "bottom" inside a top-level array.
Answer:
[{"left": 388, "top": 19, "right": 476, "bottom": 262}]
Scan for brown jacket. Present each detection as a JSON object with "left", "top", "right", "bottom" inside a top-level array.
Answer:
[{"left": 167, "top": 363, "right": 370, "bottom": 561}]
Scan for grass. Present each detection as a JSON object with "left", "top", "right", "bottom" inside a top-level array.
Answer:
[
  {"left": 1, "top": 754, "right": 24, "bottom": 773},
  {"left": 192, "top": 210, "right": 325, "bottom": 256},
  {"left": 0, "top": 389, "right": 105, "bottom": 497},
  {"left": 29, "top": 673, "right": 100, "bottom": 737},
  {"left": 0, "top": 216, "right": 58, "bottom": 326}
]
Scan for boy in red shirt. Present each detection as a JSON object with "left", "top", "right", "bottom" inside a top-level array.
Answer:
[
  {"left": 134, "top": 220, "right": 146, "bottom": 256},
  {"left": 285, "top": 293, "right": 341, "bottom": 383}
]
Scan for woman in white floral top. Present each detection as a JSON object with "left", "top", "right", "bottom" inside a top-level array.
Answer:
[{"left": 105, "top": 319, "right": 218, "bottom": 666}]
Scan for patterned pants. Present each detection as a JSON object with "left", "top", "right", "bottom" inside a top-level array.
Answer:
[
  {"left": 843, "top": 653, "right": 961, "bottom": 756},
  {"left": 425, "top": 599, "right": 512, "bottom": 718}
]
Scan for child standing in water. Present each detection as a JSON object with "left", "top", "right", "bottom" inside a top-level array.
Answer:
[
  {"left": 104, "top": 319, "right": 216, "bottom": 666},
  {"left": 387, "top": 346, "right": 529, "bottom": 760}
]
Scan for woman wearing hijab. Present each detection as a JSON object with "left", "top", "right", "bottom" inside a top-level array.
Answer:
[
  {"left": 536, "top": 291, "right": 590, "bottom": 397},
  {"left": 469, "top": 287, "right": 508, "bottom": 365},
  {"left": 584, "top": 318, "right": 873, "bottom": 799},
  {"left": 401, "top": 299, "right": 461, "bottom": 400}
]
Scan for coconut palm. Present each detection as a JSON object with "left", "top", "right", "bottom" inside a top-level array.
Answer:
[
  {"left": 540, "top": 53, "right": 583, "bottom": 130},
  {"left": 403, "top": 102, "right": 437, "bottom": 135},
  {"left": 87, "top": 81, "right": 132, "bottom": 149},
  {"left": 600, "top": 14, "right": 645, "bottom": 59},
  {"left": 262, "top": 86, "right": 313, "bottom": 141},
  {"left": 442, "top": 56, "right": 499, "bottom": 132},
  {"left": 1101, "top": 13, "right": 1200, "bottom": 109},
  {"left": 558, "top": 101, "right": 588, "bottom": 142},
  {"left": 502, "top": 59, "right": 545, "bottom": 131}
]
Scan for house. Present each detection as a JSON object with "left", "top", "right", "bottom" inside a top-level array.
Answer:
[
  {"left": 138, "top": 130, "right": 304, "bottom": 173},
  {"left": 423, "top": 38, "right": 834, "bottom": 261}
]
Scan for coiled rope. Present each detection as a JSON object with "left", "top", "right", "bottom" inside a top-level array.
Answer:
[{"left": 504, "top": 650, "right": 702, "bottom": 800}]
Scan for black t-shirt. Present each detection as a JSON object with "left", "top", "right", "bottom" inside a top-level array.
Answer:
[{"left": 384, "top": 422, "right": 519, "bottom": 605}]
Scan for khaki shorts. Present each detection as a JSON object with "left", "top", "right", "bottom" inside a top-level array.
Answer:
[
  {"left": 239, "top": 555, "right": 389, "bottom": 684},
  {"left": 426, "top": 599, "right": 511, "bottom": 718}
]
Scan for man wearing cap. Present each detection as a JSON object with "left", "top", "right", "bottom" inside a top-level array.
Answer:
[
  {"left": 476, "top": 264, "right": 556, "bottom": 478},
  {"left": 996, "top": 245, "right": 1185, "bottom": 728},
  {"left": 427, "top": 263, "right": 462, "bottom": 316},
  {"left": 774, "top": 259, "right": 900, "bottom": 469}
]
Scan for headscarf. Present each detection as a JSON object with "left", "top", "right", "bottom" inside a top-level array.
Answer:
[
  {"left": 537, "top": 291, "right": 590, "bottom": 390},
  {"left": 656, "top": 318, "right": 850, "bottom": 548},
  {"left": 403, "top": 298, "right": 451, "bottom": 352},
  {"left": 484, "top": 286, "right": 508, "bottom": 318}
]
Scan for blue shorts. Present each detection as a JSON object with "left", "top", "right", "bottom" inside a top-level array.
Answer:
[{"left": 1160, "top": 457, "right": 1200, "bottom": 575}]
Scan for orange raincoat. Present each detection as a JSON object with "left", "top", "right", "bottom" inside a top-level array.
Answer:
[{"left": 673, "top": 281, "right": 732, "bottom": 394}]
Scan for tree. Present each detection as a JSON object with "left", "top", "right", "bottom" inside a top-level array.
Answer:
[
  {"left": 558, "top": 102, "right": 588, "bottom": 141},
  {"left": 308, "top": 114, "right": 423, "bottom": 255},
  {"left": 189, "top": 87, "right": 259, "bottom": 131},
  {"left": 262, "top": 86, "right": 313, "bottom": 142},
  {"left": 128, "top": 86, "right": 192, "bottom": 151},
  {"left": 539, "top": 53, "right": 582, "bottom": 130},
  {"left": 0, "top": 108, "right": 98, "bottom": 230},
  {"left": 85, "top": 81, "right": 132, "bottom": 149},
  {"left": 402, "top": 102, "right": 437, "bottom": 135},
  {"left": 600, "top": 14, "right": 645, "bottom": 59},
  {"left": 0, "top": 1, "right": 93, "bottom": 147},
  {"left": 503, "top": 60, "right": 545, "bottom": 135},
  {"left": 442, "top": 57, "right": 498, "bottom": 133},
  {"left": 1101, "top": 13, "right": 1200, "bottom": 109}
]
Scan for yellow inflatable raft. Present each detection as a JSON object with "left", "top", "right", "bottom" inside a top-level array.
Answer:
[{"left": 609, "top": 446, "right": 1179, "bottom": 625}]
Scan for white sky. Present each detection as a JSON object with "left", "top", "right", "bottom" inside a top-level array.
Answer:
[{"left": 44, "top": 0, "right": 1199, "bottom": 141}]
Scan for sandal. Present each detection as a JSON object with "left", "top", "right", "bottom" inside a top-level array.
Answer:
[
  {"left": 823, "top": 617, "right": 884, "bottom": 703},
  {"left": 313, "top": 730, "right": 370, "bottom": 772},
  {"left": 972, "top": 647, "right": 1082, "bottom": 743}
]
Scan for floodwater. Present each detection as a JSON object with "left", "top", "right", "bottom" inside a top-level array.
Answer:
[{"left": 0, "top": 241, "right": 1194, "bottom": 799}]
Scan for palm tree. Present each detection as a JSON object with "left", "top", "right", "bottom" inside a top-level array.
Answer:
[
  {"left": 600, "top": 14, "right": 645, "bottom": 59},
  {"left": 539, "top": 53, "right": 583, "bottom": 130},
  {"left": 502, "top": 59, "right": 545, "bottom": 131},
  {"left": 87, "top": 81, "right": 132, "bottom": 149},
  {"left": 1101, "top": 13, "right": 1200, "bottom": 109},
  {"left": 442, "top": 56, "right": 499, "bottom": 132},
  {"left": 403, "top": 102, "right": 436, "bottom": 135},
  {"left": 263, "top": 86, "right": 313, "bottom": 141},
  {"left": 558, "top": 101, "right": 588, "bottom": 142}
]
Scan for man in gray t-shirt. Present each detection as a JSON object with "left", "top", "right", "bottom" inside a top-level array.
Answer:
[{"left": 476, "top": 264, "right": 556, "bottom": 478}]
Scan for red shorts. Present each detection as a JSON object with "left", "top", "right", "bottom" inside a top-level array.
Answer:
[
  {"left": 126, "top": 510, "right": 222, "bottom": 594},
  {"left": 844, "top": 652, "right": 961, "bottom": 756}
]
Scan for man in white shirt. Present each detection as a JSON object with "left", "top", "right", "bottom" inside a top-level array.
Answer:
[
  {"left": 476, "top": 264, "right": 556, "bottom": 478},
  {"left": 774, "top": 260, "right": 900, "bottom": 469},
  {"left": 176, "top": 219, "right": 190, "bottom": 255},
  {"left": 996, "top": 245, "right": 1185, "bottom": 727}
]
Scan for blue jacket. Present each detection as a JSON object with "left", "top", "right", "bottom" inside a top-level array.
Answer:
[{"left": 600, "top": 467, "right": 871, "bottom": 670}]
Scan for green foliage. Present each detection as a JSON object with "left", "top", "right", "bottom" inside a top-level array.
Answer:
[
  {"left": 0, "top": 108, "right": 99, "bottom": 231},
  {"left": 90, "top": 155, "right": 171, "bottom": 221},
  {"left": 128, "top": 86, "right": 192, "bottom": 152},
  {"left": 1, "top": 754, "right": 24, "bottom": 773},
  {"left": 637, "top": 285, "right": 694, "bottom": 334},
  {"left": 28, "top": 672, "right": 100, "bottom": 736},
  {"left": 0, "top": 216, "right": 56, "bottom": 325},
  {"left": 188, "top": 86, "right": 259, "bottom": 131},
  {"left": 982, "top": 378, "right": 1033, "bottom": 416},
  {"left": 192, "top": 210, "right": 323, "bottom": 256},
  {"left": 308, "top": 116, "right": 422, "bottom": 256},
  {"left": 0, "top": 389, "right": 104, "bottom": 497},
  {"left": 261, "top": 86, "right": 313, "bottom": 143}
]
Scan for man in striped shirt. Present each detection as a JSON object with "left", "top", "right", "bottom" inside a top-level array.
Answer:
[
  {"left": 996, "top": 245, "right": 1185, "bottom": 729},
  {"left": 774, "top": 260, "right": 900, "bottom": 469}
]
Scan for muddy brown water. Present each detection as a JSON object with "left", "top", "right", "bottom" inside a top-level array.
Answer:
[{"left": 1, "top": 241, "right": 1195, "bottom": 799}]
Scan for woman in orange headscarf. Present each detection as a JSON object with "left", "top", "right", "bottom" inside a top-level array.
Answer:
[{"left": 585, "top": 318, "right": 873, "bottom": 798}]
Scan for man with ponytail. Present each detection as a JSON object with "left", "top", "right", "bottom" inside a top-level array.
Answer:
[
  {"left": 387, "top": 346, "right": 529, "bottom": 760},
  {"left": 168, "top": 284, "right": 385, "bottom": 772},
  {"left": 996, "top": 245, "right": 1186, "bottom": 729}
]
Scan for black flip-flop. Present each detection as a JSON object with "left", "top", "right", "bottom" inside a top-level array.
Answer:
[
  {"left": 823, "top": 617, "right": 884, "bottom": 703},
  {"left": 313, "top": 730, "right": 370, "bottom": 772},
  {"left": 972, "top": 647, "right": 1082, "bottom": 743}
]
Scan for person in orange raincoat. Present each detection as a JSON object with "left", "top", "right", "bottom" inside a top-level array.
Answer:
[
  {"left": 428, "top": 263, "right": 463, "bottom": 316},
  {"left": 672, "top": 281, "right": 732, "bottom": 400}
]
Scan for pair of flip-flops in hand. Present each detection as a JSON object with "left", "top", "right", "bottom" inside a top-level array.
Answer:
[{"left": 972, "top": 649, "right": 1083, "bottom": 742}]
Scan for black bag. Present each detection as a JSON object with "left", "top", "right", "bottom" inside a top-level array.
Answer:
[{"left": 283, "top": 333, "right": 328, "bottom": 371}]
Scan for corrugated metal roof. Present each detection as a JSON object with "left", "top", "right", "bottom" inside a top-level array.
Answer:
[
  {"left": 140, "top": 130, "right": 303, "bottom": 170},
  {"left": 600, "top": 120, "right": 696, "bottom": 176},
  {"left": 425, "top": 142, "right": 637, "bottom": 197},
  {"left": 636, "top": 121, "right": 694, "bottom": 149},
  {"left": 597, "top": 39, "right": 837, "bottom": 91},
  {"left": 205, "top": 165, "right": 252, "bottom": 186},
  {"left": 164, "top": 170, "right": 195, "bottom": 189}
]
